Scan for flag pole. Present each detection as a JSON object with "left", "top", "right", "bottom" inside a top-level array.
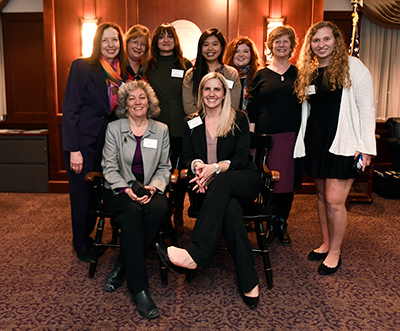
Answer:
[{"left": 350, "top": 0, "right": 362, "bottom": 56}]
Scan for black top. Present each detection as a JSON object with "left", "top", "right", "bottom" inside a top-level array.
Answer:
[
  {"left": 247, "top": 65, "right": 301, "bottom": 134},
  {"left": 304, "top": 67, "right": 360, "bottom": 179}
]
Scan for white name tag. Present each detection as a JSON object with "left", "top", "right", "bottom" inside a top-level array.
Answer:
[
  {"left": 143, "top": 138, "right": 158, "bottom": 149},
  {"left": 171, "top": 69, "right": 184, "bottom": 78},
  {"left": 307, "top": 85, "right": 316, "bottom": 95},
  {"left": 187, "top": 116, "right": 203, "bottom": 129},
  {"left": 225, "top": 79, "right": 234, "bottom": 89}
]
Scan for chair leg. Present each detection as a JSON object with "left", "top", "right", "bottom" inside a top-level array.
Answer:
[
  {"left": 254, "top": 219, "right": 274, "bottom": 289},
  {"left": 158, "top": 224, "right": 169, "bottom": 287},
  {"left": 89, "top": 216, "right": 104, "bottom": 279}
]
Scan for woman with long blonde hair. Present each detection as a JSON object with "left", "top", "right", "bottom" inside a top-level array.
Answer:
[
  {"left": 293, "top": 21, "right": 376, "bottom": 275},
  {"left": 157, "top": 72, "right": 262, "bottom": 309}
]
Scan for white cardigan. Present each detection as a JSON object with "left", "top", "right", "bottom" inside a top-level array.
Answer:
[{"left": 294, "top": 56, "right": 376, "bottom": 158}]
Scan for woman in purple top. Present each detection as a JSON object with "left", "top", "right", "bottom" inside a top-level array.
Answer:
[{"left": 101, "top": 80, "right": 171, "bottom": 319}]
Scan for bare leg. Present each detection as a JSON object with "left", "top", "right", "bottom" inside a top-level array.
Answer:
[
  {"left": 167, "top": 247, "right": 197, "bottom": 269},
  {"left": 322, "top": 178, "right": 354, "bottom": 267},
  {"left": 313, "top": 178, "right": 330, "bottom": 254}
]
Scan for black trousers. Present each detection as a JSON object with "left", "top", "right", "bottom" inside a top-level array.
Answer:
[
  {"left": 64, "top": 131, "right": 106, "bottom": 254},
  {"left": 186, "top": 169, "right": 261, "bottom": 293},
  {"left": 103, "top": 189, "right": 168, "bottom": 294}
]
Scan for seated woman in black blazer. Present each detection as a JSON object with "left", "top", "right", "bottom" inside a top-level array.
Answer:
[{"left": 157, "top": 72, "right": 261, "bottom": 309}]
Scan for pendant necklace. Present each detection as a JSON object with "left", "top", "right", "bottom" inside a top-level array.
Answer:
[{"left": 281, "top": 75, "right": 285, "bottom": 82}]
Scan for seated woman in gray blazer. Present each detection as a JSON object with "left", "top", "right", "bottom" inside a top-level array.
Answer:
[{"left": 101, "top": 80, "right": 171, "bottom": 319}]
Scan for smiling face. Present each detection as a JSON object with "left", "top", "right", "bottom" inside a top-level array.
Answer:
[
  {"left": 126, "top": 88, "right": 149, "bottom": 120},
  {"left": 127, "top": 36, "right": 147, "bottom": 62},
  {"left": 201, "top": 35, "right": 222, "bottom": 64},
  {"left": 233, "top": 43, "right": 251, "bottom": 68},
  {"left": 272, "top": 34, "right": 291, "bottom": 59},
  {"left": 158, "top": 31, "right": 175, "bottom": 56},
  {"left": 201, "top": 77, "right": 225, "bottom": 111},
  {"left": 311, "top": 27, "right": 335, "bottom": 66},
  {"left": 100, "top": 27, "right": 120, "bottom": 63}
]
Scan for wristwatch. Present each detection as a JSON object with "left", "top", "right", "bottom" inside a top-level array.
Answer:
[{"left": 213, "top": 163, "right": 221, "bottom": 174}]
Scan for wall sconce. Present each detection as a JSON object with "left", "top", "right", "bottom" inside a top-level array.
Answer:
[
  {"left": 80, "top": 18, "right": 99, "bottom": 58},
  {"left": 264, "top": 17, "right": 286, "bottom": 63}
]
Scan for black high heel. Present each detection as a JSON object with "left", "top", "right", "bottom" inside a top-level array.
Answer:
[
  {"left": 155, "top": 243, "right": 194, "bottom": 275},
  {"left": 241, "top": 293, "right": 260, "bottom": 310},
  {"left": 104, "top": 253, "right": 124, "bottom": 292}
]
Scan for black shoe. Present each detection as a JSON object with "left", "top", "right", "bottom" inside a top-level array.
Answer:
[
  {"left": 318, "top": 257, "right": 342, "bottom": 275},
  {"left": 155, "top": 243, "right": 193, "bottom": 275},
  {"left": 277, "top": 221, "right": 291, "bottom": 246},
  {"left": 132, "top": 289, "right": 160, "bottom": 319},
  {"left": 104, "top": 255, "right": 124, "bottom": 292},
  {"left": 308, "top": 250, "right": 329, "bottom": 261},
  {"left": 76, "top": 250, "right": 92, "bottom": 263},
  {"left": 241, "top": 293, "right": 260, "bottom": 310}
]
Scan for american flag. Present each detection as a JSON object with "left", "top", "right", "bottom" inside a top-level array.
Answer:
[{"left": 349, "top": 22, "right": 360, "bottom": 58}]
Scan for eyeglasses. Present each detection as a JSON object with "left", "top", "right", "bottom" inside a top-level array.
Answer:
[{"left": 129, "top": 39, "right": 146, "bottom": 48}]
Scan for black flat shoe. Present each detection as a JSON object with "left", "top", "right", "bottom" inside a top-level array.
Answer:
[
  {"left": 241, "top": 293, "right": 260, "bottom": 310},
  {"left": 277, "top": 222, "right": 291, "bottom": 246},
  {"left": 318, "top": 257, "right": 342, "bottom": 275},
  {"left": 132, "top": 289, "right": 159, "bottom": 319},
  {"left": 155, "top": 243, "right": 194, "bottom": 275},
  {"left": 104, "top": 254, "right": 124, "bottom": 292},
  {"left": 308, "top": 250, "right": 329, "bottom": 261}
]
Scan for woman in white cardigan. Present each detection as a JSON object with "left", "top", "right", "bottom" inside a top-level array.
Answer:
[{"left": 293, "top": 21, "right": 376, "bottom": 275}]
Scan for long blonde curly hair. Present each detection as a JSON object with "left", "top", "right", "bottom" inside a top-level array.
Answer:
[{"left": 294, "top": 21, "right": 351, "bottom": 102}]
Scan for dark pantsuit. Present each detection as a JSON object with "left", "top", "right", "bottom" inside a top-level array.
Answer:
[
  {"left": 64, "top": 130, "right": 106, "bottom": 253},
  {"left": 186, "top": 169, "right": 261, "bottom": 293},
  {"left": 103, "top": 189, "right": 168, "bottom": 294}
]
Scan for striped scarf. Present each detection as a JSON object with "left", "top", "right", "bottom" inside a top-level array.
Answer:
[{"left": 100, "top": 56, "right": 123, "bottom": 112}]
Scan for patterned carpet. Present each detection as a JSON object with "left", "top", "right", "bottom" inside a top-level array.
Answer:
[{"left": 0, "top": 192, "right": 399, "bottom": 331}]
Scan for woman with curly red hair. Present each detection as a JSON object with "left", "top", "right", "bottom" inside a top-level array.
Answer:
[{"left": 294, "top": 21, "right": 376, "bottom": 275}]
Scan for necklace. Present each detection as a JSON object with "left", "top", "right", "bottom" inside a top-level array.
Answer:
[{"left": 281, "top": 75, "right": 284, "bottom": 82}]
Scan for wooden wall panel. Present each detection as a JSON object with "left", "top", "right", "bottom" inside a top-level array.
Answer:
[
  {"left": 1, "top": 13, "right": 47, "bottom": 126},
  {"left": 42, "top": 0, "right": 325, "bottom": 192}
]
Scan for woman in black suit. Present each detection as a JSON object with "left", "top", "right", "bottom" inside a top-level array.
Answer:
[
  {"left": 62, "top": 22, "right": 126, "bottom": 262},
  {"left": 157, "top": 72, "right": 261, "bottom": 309}
]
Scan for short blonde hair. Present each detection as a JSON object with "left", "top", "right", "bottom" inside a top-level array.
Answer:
[
  {"left": 115, "top": 80, "right": 160, "bottom": 119},
  {"left": 266, "top": 25, "right": 298, "bottom": 59}
]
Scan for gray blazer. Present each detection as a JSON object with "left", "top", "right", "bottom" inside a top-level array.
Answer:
[{"left": 102, "top": 118, "right": 171, "bottom": 193}]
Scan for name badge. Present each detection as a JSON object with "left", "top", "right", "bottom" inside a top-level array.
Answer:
[
  {"left": 143, "top": 138, "right": 157, "bottom": 149},
  {"left": 225, "top": 79, "right": 234, "bottom": 89},
  {"left": 187, "top": 116, "right": 203, "bottom": 129},
  {"left": 307, "top": 85, "right": 316, "bottom": 95},
  {"left": 171, "top": 69, "right": 184, "bottom": 78}
]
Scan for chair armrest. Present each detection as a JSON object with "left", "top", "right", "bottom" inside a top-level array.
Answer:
[
  {"left": 85, "top": 171, "right": 103, "bottom": 183},
  {"left": 180, "top": 169, "right": 190, "bottom": 180},
  {"left": 262, "top": 165, "right": 280, "bottom": 182},
  {"left": 170, "top": 169, "right": 179, "bottom": 185}
]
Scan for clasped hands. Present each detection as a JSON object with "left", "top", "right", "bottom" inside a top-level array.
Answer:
[
  {"left": 190, "top": 163, "right": 217, "bottom": 193},
  {"left": 124, "top": 186, "right": 156, "bottom": 205}
]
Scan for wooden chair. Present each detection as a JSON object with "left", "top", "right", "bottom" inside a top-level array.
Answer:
[
  {"left": 84, "top": 170, "right": 178, "bottom": 286},
  {"left": 181, "top": 134, "right": 279, "bottom": 289}
]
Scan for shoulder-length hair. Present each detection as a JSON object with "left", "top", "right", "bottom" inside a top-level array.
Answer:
[
  {"left": 115, "top": 80, "right": 160, "bottom": 119},
  {"left": 147, "top": 23, "right": 186, "bottom": 72},
  {"left": 125, "top": 24, "right": 151, "bottom": 71},
  {"left": 223, "top": 36, "right": 264, "bottom": 86},
  {"left": 197, "top": 72, "right": 236, "bottom": 138},
  {"left": 86, "top": 22, "right": 127, "bottom": 73},
  {"left": 266, "top": 25, "right": 298, "bottom": 59},
  {"left": 192, "top": 28, "right": 227, "bottom": 98},
  {"left": 294, "top": 21, "right": 351, "bottom": 102}
]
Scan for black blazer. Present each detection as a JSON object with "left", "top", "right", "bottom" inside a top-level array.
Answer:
[
  {"left": 62, "top": 59, "right": 112, "bottom": 152},
  {"left": 183, "top": 110, "right": 256, "bottom": 171}
]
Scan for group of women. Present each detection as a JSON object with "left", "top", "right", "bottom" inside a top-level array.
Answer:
[{"left": 62, "top": 20, "right": 376, "bottom": 319}]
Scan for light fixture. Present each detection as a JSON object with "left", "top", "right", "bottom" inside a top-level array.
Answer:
[
  {"left": 80, "top": 18, "right": 99, "bottom": 58},
  {"left": 264, "top": 17, "right": 286, "bottom": 62}
]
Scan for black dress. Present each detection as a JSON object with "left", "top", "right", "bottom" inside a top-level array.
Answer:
[{"left": 304, "top": 67, "right": 361, "bottom": 179}]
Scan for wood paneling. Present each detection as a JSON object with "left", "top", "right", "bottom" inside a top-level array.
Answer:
[
  {"left": 1, "top": 13, "right": 47, "bottom": 126},
  {"left": 40, "top": 0, "right": 327, "bottom": 192}
]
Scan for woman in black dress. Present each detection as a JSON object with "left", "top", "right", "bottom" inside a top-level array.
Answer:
[
  {"left": 294, "top": 21, "right": 376, "bottom": 275},
  {"left": 247, "top": 25, "right": 301, "bottom": 246}
]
